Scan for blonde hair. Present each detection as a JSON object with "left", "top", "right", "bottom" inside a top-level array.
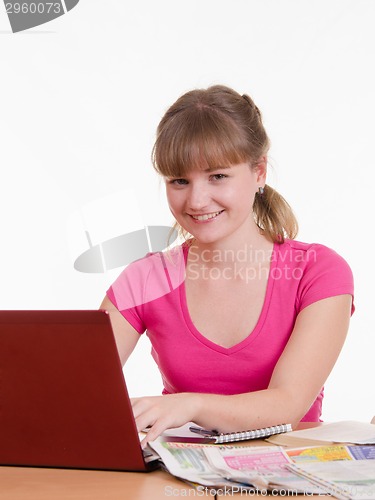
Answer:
[{"left": 152, "top": 85, "right": 298, "bottom": 243}]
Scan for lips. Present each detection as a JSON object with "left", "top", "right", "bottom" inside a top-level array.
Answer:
[{"left": 189, "top": 210, "right": 224, "bottom": 221}]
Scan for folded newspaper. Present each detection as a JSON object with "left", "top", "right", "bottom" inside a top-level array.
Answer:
[
  {"left": 272, "top": 421, "right": 375, "bottom": 445},
  {"left": 287, "top": 460, "right": 375, "bottom": 500},
  {"left": 149, "top": 439, "right": 375, "bottom": 497},
  {"left": 148, "top": 440, "right": 326, "bottom": 495}
]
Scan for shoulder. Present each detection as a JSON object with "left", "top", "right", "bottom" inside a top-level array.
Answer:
[
  {"left": 280, "top": 239, "right": 352, "bottom": 272},
  {"left": 280, "top": 238, "right": 336, "bottom": 256},
  {"left": 279, "top": 239, "right": 354, "bottom": 313},
  {"left": 116, "top": 243, "right": 185, "bottom": 278},
  {"left": 107, "top": 244, "right": 186, "bottom": 310}
]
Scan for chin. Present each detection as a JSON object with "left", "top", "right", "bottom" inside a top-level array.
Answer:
[{"left": 190, "top": 232, "right": 225, "bottom": 246}]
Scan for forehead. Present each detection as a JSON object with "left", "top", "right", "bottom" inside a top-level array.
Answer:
[
  {"left": 160, "top": 144, "right": 249, "bottom": 178},
  {"left": 202, "top": 164, "right": 232, "bottom": 171},
  {"left": 154, "top": 111, "right": 252, "bottom": 178}
]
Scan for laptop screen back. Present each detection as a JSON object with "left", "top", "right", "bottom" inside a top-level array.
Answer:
[{"left": 0, "top": 310, "right": 150, "bottom": 471}]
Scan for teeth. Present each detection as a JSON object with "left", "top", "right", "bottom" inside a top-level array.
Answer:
[{"left": 191, "top": 210, "right": 222, "bottom": 221}]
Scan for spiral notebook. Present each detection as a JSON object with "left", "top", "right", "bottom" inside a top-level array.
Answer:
[
  {"left": 188, "top": 423, "right": 292, "bottom": 444},
  {"left": 159, "top": 423, "right": 292, "bottom": 444}
]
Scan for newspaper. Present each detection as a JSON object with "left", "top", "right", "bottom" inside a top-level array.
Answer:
[
  {"left": 149, "top": 437, "right": 375, "bottom": 497},
  {"left": 287, "top": 460, "right": 375, "bottom": 500},
  {"left": 285, "top": 444, "right": 375, "bottom": 463},
  {"left": 280, "top": 421, "right": 375, "bottom": 445},
  {"left": 202, "top": 444, "right": 326, "bottom": 494},
  {"left": 148, "top": 440, "right": 248, "bottom": 489},
  {"left": 285, "top": 445, "right": 375, "bottom": 499},
  {"left": 149, "top": 440, "right": 325, "bottom": 494}
]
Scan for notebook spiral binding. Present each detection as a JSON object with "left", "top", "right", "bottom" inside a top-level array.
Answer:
[{"left": 214, "top": 423, "right": 292, "bottom": 443}]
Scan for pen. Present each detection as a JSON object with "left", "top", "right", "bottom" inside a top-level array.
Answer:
[{"left": 189, "top": 426, "right": 220, "bottom": 437}]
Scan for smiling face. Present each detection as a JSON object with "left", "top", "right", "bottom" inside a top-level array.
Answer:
[
  {"left": 153, "top": 86, "right": 271, "bottom": 246},
  {"left": 165, "top": 162, "right": 266, "bottom": 246}
]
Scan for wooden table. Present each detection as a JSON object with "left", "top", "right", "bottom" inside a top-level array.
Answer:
[
  {"left": 0, "top": 423, "right": 333, "bottom": 499},
  {"left": 0, "top": 467, "right": 207, "bottom": 500},
  {"left": 0, "top": 465, "right": 334, "bottom": 499}
]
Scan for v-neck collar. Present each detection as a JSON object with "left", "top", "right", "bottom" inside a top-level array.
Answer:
[{"left": 179, "top": 242, "right": 279, "bottom": 355}]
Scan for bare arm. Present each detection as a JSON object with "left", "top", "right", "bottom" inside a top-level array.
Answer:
[
  {"left": 100, "top": 296, "right": 140, "bottom": 366},
  {"left": 134, "top": 294, "right": 352, "bottom": 443},
  {"left": 195, "top": 293, "right": 351, "bottom": 429}
]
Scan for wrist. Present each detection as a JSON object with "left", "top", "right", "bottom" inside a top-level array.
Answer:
[{"left": 184, "top": 392, "right": 204, "bottom": 423}]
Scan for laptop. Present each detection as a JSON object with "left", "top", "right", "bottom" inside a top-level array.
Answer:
[{"left": 0, "top": 310, "right": 159, "bottom": 471}]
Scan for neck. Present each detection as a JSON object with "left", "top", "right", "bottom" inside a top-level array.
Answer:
[{"left": 188, "top": 224, "right": 274, "bottom": 269}]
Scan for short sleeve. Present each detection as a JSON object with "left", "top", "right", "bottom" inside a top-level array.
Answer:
[
  {"left": 106, "top": 246, "right": 186, "bottom": 334},
  {"left": 106, "top": 267, "right": 147, "bottom": 334},
  {"left": 107, "top": 286, "right": 146, "bottom": 334},
  {"left": 296, "top": 244, "right": 354, "bottom": 314}
]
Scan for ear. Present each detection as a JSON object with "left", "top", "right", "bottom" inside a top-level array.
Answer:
[{"left": 254, "top": 156, "right": 267, "bottom": 184}]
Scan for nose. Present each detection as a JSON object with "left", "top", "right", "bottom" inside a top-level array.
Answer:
[{"left": 186, "top": 182, "right": 210, "bottom": 212}]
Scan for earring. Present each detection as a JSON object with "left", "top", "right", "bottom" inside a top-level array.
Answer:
[{"left": 258, "top": 186, "right": 264, "bottom": 196}]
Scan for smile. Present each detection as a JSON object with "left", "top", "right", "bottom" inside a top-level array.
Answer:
[{"left": 190, "top": 210, "right": 224, "bottom": 221}]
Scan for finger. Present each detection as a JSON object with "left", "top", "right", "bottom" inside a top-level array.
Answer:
[
  {"left": 134, "top": 411, "right": 156, "bottom": 433},
  {"left": 140, "top": 435, "right": 150, "bottom": 449},
  {"left": 141, "top": 420, "right": 169, "bottom": 445},
  {"left": 131, "top": 397, "right": 150, "bottom": 419},
  {"left": 130, "top": 397, "right": 141, "bottom": 408}
]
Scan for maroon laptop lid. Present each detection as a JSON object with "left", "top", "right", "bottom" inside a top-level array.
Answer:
[{"left": 0, "top": 310, "right": 154, "bottom": 471}]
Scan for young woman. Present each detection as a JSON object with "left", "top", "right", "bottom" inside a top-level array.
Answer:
[{"left": 100, "top": 85, "right": 354, "bottom": 444}]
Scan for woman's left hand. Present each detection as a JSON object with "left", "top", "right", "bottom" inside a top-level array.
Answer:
[{"left": 131, "top": 393, "right": 201, "bottom": 446}]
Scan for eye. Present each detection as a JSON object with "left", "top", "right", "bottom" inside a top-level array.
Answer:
[
  {"left": 210, "top": 173, "right": 228, "bottom": 181},
  {"left": 168, "top": 178, "right": 188, "bottom": 185}
]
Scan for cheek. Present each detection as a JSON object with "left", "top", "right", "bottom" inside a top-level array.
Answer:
[
  {"left": 237, "top": 179, "right": 257, "bottom": 198},
  {"left": 166, "top": 189, "right": 182, "bottom": 213},
  {"left": 222, "top": 185, "right": 253, "bottom": 206},
  {"left": 165, "top": 186, "right": 173, "bottom": 204}
]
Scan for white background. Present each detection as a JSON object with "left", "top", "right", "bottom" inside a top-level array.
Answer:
[{"left": 1, "top": 0, "right": 373, "bottom": 422}]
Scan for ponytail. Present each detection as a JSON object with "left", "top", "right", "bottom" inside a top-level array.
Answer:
[{"left": 253, "top": 184, "right": 298, "bottom": 243}]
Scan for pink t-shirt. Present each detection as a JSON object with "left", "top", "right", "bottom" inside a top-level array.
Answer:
[{"left": 107, "top": 240, "right": 354, "bottom": 422}]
